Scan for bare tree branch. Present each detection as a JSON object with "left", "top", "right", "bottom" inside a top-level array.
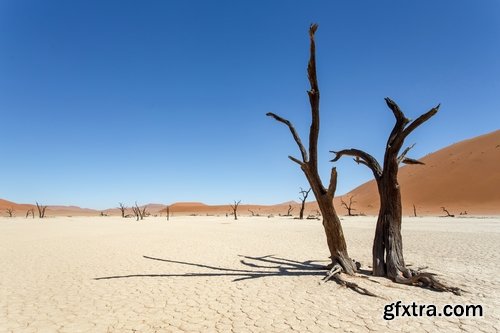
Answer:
[
  {"left": 401, "top": 158, "right": 425, "bottom": 165},
  {"left": 402, "top": 104, "right": 440, "bottom": 139},
  {"left": 331, "top": 149, "right": 382, "bottom": 179},
  {"left": 266, "top": 112, "right": 308, "bottom": 163},
  {"left": 385, "top": 97, "right": 410, "bottom": 148}
]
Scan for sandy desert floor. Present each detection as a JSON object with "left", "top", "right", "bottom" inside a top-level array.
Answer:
[{"left": 1, "top": 215, "right": 499, "bottom": 333}]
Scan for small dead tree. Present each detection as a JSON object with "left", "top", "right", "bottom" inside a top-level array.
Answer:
[
  {"left": 230, "top": 200, "right": 241, "bottom": 220},
  {"left": 286, "top": 204, "right": 294, "bottom": 217},
  {"left": 26, "top": 208, "right": 35, "bottom": 219},
  {"left": 166, "top": 206, "right": 170, "bottom": 221},
  {"left": 118, "top": 203, "right": 127, "bottom": 218},
  {"left": 267, "top": 24, "right": 358, "bottom": 279},
  {"left": 441, "top": 207, "right": 455, "bottom": 217},
  {"left": 299, "top": 187, "right": 311, "bottom": 220},
  {"left": 248, "top": 209, "right": 259, "bottom": 217},
  {"left": 141, "top": 205, "right": 149, "bottom": 218},
  {"left": 332, "top": 99, "right": 460, "bottom": 294},
  {"left": 413, "top": 204, "right": 417, "bottom": 217},
  {"left": 6, "top": 208, "right": 15, "bottom": 217},
  {"left": 131, "top": 202, "right": 145, "bottom": 221},
  {"left": 36, "top": 202, "right": 47, "bottom": 219},
  {"left": 340, "top": 196, "right": 357, "bottom": 216}
]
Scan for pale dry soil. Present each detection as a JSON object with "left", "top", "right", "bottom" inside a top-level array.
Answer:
[{"left": 1, "top": 216, "right": 499, "bottom": 333}]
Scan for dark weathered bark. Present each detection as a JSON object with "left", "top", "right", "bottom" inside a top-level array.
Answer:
[
  {"left": 286, "top": 204, "right": 294, "bottom": 216},
  {"left": 331, "top": 99, "right": 459, "bottom": 294},
  {"left": 267, "top": 24, "right": 356, "bottom": 277},
  {"left": 299, "top": 187, "right": 311, "bottom": 220},
  {"left": 166, "top": 206, "right": 170, "bottom": 221},
  {"left": 230, "top": 200, "right": 241, "bottom": 220}
]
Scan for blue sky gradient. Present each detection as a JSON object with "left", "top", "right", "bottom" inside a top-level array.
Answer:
[{"left": 1, "top": 1, "right": 499, "bottom": 209}]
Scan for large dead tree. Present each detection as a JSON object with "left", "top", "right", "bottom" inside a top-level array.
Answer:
[
  {"left": 298, "top": 188, "right": 311, "bottom": 220},
  {"left": 36, "top": 202, "right": 47, "bottom": 219},
  {"left": 118, "top": 203, "right": 127, "bottom": 218},
  {"left": 230, "top": 200, "right": 241, "bottom": 220},
  {"left": 267, "top": 24, "right": 357, "bottom": 276},
  {"left": 331, "top": 99, "right": 459, "bottom": 294},
  {"left": 340, "top": 196, "right": 357, "bottom": 216}
]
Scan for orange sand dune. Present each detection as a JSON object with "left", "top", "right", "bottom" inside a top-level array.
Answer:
[{"left": 336, "top": 130, "right": 500, "bottom": 216}]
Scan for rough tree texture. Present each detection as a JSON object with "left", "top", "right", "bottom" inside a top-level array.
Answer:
[
  {"left": 267, "top": 24, "right": 356, "bottom": 276},
  {"left": 331, "top": 99, "right": 459, "bottom": 294}
]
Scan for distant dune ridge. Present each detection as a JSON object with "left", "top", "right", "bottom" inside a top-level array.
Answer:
[
  {"left": 335, "top": 129, "right": 500, "bottom": 216},
  {"left": 1, "top": 130, "right": 499, "bottom": 217}
]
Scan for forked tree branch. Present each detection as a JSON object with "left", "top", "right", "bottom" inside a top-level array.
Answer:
[{"left": 397, "top": 143, "right": 416, "bottom": 165}]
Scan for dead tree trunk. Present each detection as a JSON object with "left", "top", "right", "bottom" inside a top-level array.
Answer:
[
  {"left": 36, "top": 202, "right": 47, "bottom": 219},
  {"left": 267, "top": 24, "right": 356, "bottom": 277},
  {"left": 230, "top": 200, "right": 241, "bottom": 220},
  {"left": 166, "top": 206, "right": 170, "bottom": 221},
  {"left": 340, "top": 196, "right": 357, "bottom": 216},
  {"left": 413, "top": 204, "right": 417, "bottom": 217},
  {"left": 118, "top": 203, "right": 127, "bottom": 218},
  {"left": 441, "top": 207, "right": 455, "bottom": 217},
  {"left": 286, "top": 204, "right": 294, "bottom": 216},
  {"left": 332, "top": 99, "right": 459, "bottom": 294},
  {"left": 26, "top": 208, "right": 35, "bottom": 219},
  {"left": 299, "top": 188, "right": 311, "bottom": 220}
]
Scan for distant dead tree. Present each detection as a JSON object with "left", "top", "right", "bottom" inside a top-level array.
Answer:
[
  {"left": 267, "top": 24, "right": 362, "bottom": 290},
  {"left": 340, "top": 196, "right": 357, "bottom": 216},
  {"left": 413, "top": 204, "right": 417, "bottom": 217},
  {"left": 26, "top": 208, "right": 35, "bottom": 219},
  {"left": 298, "top": 187, "right": 311, "bottom": 220},
  {"left": 36, "top": 202, "right": 47, "bottom": 219},
  {"left": 118, "top": 203, "right": 127, "bottom": 218},
  {"left": 6, "top": 208, "right": 15, "bottom": 217},
  {"left": 230, "top": 200, "right": 241, "bottom": 220},
  {"left": 441, "top": 207, "right": 455, "bottom": 217},
  {"left": 332, "top": 98, "right": 459, "bottom": 294},
  {"left": 286, "top": 204, "right": 294, "bottom": 217},
  {"left": 166, "top": 206, "right": 170, "bottom": 221},
  {"left": 248, "top": 209, "right": 260, "bottom": 217},
  {"left": 100, "top": 211, "right": 108, "bottom": 217},
  {"left": 131, "top": 202, "right": 146, "bottom": 221},
  {"left": 141, "top": 205, "right": 149, "bottom": 218}
]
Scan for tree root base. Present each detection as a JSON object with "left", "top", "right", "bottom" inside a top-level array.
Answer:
[
  {"left": 395, "top": 271, "right": 462, "bottom": 296},
  {"left": 322, "top": 264, "right": 379, "bottom": 297}
]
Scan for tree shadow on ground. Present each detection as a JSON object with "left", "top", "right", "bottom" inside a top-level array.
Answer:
[{"left": 94, "top": 255, "right": 330, "bottom": 282}]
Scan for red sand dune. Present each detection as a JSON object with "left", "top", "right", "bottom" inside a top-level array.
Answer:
[
  {"left": 1, "top": 130, "right": 498, "bottom": 217},
  {"left": 334, "top": 130, "right": 500, "bottom": 216}
]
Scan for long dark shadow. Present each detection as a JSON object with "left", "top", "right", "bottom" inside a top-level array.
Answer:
[{"left": 94, "top": 255, "right": 327, "bottom": 282}]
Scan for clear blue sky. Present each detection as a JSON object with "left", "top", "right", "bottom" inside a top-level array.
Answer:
[{"left": 1, "top": 1, "right": 499, "bottom": 209}]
